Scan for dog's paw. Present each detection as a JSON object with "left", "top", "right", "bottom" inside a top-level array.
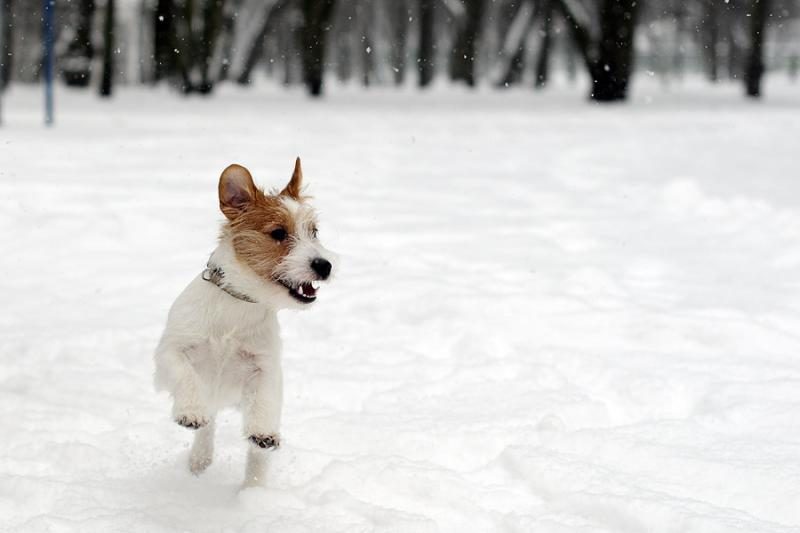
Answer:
[
  {"left": 189, "top": 453, "right": 213, "bottom": 475},
  {"left": 249, "top": 434, "right": 280, "bottom": 449},
  {"left": 175, "top": 413, "right": 209, "bottom": 430}
]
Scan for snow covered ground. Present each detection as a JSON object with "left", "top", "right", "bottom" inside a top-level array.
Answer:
[{"left": 2, "top": 79, "right": 800, "bottom": 532}]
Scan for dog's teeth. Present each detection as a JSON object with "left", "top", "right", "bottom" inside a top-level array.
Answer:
[
  {"left": 297, "top": 284, "right": 304, "bottom": 295},
  {"left": 311, "top": 280, "right": 320, "bottom": 289}
]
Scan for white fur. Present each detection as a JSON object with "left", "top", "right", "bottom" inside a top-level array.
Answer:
[{"left": 154, "top": 216, "right": 334, "bottom": 488}]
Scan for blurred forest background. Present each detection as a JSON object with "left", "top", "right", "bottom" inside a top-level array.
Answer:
[{"left": 0, "top": 0, "right": 798, "bottom": 102}]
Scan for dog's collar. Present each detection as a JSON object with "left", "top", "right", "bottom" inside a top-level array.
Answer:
[{"left": 202, "top": 263, "right": 258, "bottom": 304}]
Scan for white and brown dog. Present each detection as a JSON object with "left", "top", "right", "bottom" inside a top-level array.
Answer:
[{"left": 154, "top": 158, "right": 334, "bottom": 487}]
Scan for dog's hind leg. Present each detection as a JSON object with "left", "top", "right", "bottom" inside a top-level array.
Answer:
[
  {"left": 242, "top": 445, "right": 269, "bottom": 488},
  {"left": 189, "top": 417, "right": 216, "bottom": 475}
]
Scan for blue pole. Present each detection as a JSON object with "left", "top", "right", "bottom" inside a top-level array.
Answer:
[{"left": 42, "top": 0, "right": 54, "bottom": 126}]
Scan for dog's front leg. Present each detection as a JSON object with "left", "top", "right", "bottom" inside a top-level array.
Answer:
[
  {"left": 241, "top": 356, "right": 283, "bottom": 487},
  {"left": 155, "top": 344, "right": 210, "bottom": 430}
]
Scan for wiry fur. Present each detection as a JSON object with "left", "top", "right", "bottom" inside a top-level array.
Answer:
[{"left": 154, "top": 159, "right": 335, "bottom": 488}]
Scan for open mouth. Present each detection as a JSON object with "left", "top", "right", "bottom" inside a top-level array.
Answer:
[{"left": 275, "top": 279, "right": 320, "bottom": 304}]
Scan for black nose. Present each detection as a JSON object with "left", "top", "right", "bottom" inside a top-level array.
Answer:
[{"left": 310, "top": 258, "right": 332, "bottom": 280}]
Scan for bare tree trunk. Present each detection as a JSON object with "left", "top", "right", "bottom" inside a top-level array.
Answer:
[
  {"left": 592, "top": 0, "right": 637, "bottom": 101},
  {"left": 100, "top": 0, "right": 115, "bottom": 97},
  {"left": 388, "top": 0, "right": 409, "bottom": 85},
  {"left": 745, "top": 0, "right": 768, "bottom": 97},
  {"left": 302, "top": 0, "right": 336, "bottom": 96},
  {"left": 673, "top": 1, "right": 686, "bottom": 79},
  {"left": 450, "top": 0, "right": 485, "bottom": 86},
  {"left": 704, "top": 0, "right": 719, "bottom": 82},
  {"left": 534, "top": 0, "right": 553, "bottom": 89},
  {"left": 0, "top": 0, "right": 4, "bottom": 125},
  {"left": 418, "top": 0, "right": 435, "bottom": 87},
  {"left": 359, "top": 0, "right": 375, "bottom": 87},
  {"left": 215, "top": 0, "right": 237, "bottom": 82},
  {"left": 556, "top": 0, "right": 638, "bottom": 102},
  {"left": 154, "top": 0, "right": 176, "bottom": 82},
  {"left": 198, "top": 0, "right": 225, "bottom": 93},
  {"left": 1, "top": 0, "right": 13, "bottom": 89}
]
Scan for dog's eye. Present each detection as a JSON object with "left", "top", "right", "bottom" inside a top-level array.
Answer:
[{"left": 269, "top": 228, "right": 288, "bottom": 241}]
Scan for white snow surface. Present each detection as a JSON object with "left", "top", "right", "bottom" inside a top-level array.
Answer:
[{"left": 2, "top": 80, "right": 800, "bottom": 532}]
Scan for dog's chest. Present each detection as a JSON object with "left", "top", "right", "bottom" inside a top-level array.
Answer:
[{"left": 184, "top": 315, "right": 281, "bottom": 405}]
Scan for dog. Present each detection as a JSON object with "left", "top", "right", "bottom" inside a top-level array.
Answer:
[{"left": 154, "top": 158, "right": 335, "bottom": 487}]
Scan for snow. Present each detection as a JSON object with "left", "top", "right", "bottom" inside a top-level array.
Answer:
[{"left": 2, "top": 79, "right": 800, "bottom": 532}]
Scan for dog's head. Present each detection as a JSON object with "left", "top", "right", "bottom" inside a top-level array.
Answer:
[{"left": 218, "top": 158, "right": 335, "bottom": 308}]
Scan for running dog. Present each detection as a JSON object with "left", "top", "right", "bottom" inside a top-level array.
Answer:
[{"left": 154, "top": 158, "right": 335, "bottom": 487}]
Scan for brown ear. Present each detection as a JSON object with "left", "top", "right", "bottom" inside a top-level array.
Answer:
[
  {"left": 280, "top": 157, "right": 303, "bottom": 200},
  {"left": 219, "top": 164, "right": 258, "bottom": 220}
]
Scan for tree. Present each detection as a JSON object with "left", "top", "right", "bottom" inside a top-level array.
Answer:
[
  {"left": 0, "top": 0, "right": 12, "bottom": 89},
  {"left": 744, "top": 0, "right": 768, "bottom": 97},
  {"left": 702, "top": 0, "right": 720, "bottom": 82},
  {"left": 387, "top": 0, "right": 410, "bottom": 85},
  {"left": 534, "top": 0, "right": 554, "bottom": 88},
  {"left": 418, "top": 0, "right": 435, "bottom": 87},
  {"left": 301, "top": 0, "right": 336, "bottom": 96},
  {"left": 153, "top": 0, "right": 179, "bottom": 83},
  {"left": 153, "top": 0, "right": 227, "bottom": 93},
  {"left": 100, "top": 0, "right": 115, "bottom": 96},
  {"left": 450, "top": 0, "right": 486, "bottom": 86},
  {"left": 556, "top": 0, "right": 640, "bottom": 102},
  {"left": 0, "top": 0, "right": 4, "bottom": 124},
  {"left": 197, "top": 0, "right": 226, "bottom": 93}
]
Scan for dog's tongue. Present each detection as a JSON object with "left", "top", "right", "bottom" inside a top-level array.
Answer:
[{"left": 298, "top": 282, "right": 317, "bottom": 297}]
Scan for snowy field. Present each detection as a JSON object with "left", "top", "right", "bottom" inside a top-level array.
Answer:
[{"left": 2, "top": 79, "right": 800, "bottom": 532}]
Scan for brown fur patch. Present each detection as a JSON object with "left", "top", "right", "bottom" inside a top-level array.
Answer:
[
  {"left": 225, "top": 193, "right": 295, "bottom": 280},
  {"left": 218, "top": 161, "right": 315, "bottom": 282},
  {"left": 280, "top": 157, "right": 304, "bottom": 200}
]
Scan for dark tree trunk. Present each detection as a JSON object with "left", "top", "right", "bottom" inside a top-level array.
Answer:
[
  {"left": 673, "top": 1, "right": 686, "bottom": 78},
  {"left": 198, "top": 0, "right": 225, "bottom": 93},
  {"left": 389, "top": 0, "right": 409, "bottom": 85},
  {"left": 418, "top": 0, "right": 435, "bottom": 87},
  {"left": 591, "top": 0, "right": 638, "bottom": 101},
  {"left": 361, "top": 31, "right": 374, "bottom": 87},
  {"left": 359, "top": 0, "right": 375, "bottom": 87},
  {"left": 745, "top": 0, "right": 768, "bottom": 97},
  {"left": 215, "top": 1, "right": 236, "bottom": 82},
  {"left": 534, "top": 0, "right": 553, "bottom": 89},
  {"left": 556, "top": 0, "right": 639, "bottom": 102},
  {"left": 100, "top": 0, "right": 115, "bottom": 97},
  {"left": 726, "top": 24, "right": 742, "bottom": 81},
  {"left": 301, "top": 0, "right": 336, "bottom": 96},
  {"left": 704, "top": 0, "right": 719, "bottom": 82},
  {"left": 62, "top": 0, "right": 95, "bottom": 87},
  {"left": 1, "top": 0, "right": 13, "bottom": 89},
  {"left": 450, "top": 0, "right": 485, "bottom": 86},
  {"left": 153, "top": 0, "right": 177, "bottom": 82}
]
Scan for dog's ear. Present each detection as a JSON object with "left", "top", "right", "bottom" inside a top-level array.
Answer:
[
  {"left": 219, "top": 164, "right": 258, "bottom": 220},
  {"left": 280, "top": 157, "right": 303, "bottom": 200}
]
